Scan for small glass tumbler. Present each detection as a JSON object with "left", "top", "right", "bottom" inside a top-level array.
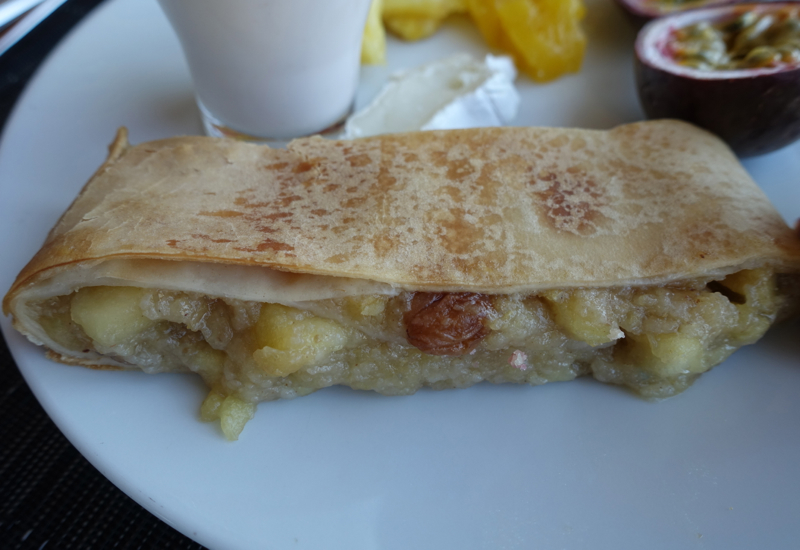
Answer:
[{"left": 157, "top": 0, "right": 372, "bottom": 144}]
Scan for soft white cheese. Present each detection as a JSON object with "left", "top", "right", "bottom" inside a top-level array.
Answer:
[{"left": 344, "top": 53, "right": 520, "bottom": 139}]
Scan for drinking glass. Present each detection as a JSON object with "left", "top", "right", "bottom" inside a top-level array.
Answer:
[{"left": 158, "top": 0, "right": 372, "bottom": 143}]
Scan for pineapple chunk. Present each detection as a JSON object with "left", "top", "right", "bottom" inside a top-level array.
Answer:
[
  {"left": 384, "top": 15, "right": 442, "bottom": 40},
  {"left": 383, "top": 0, "right": 466, "bottom": 18},
  {"left": 252, "top": 303, "right": 349, "bottom": 377},
  {"left": 383, "top": 0, "right": 467, "bottom": 40},
  {"left": 361, "top": 0, "right": 386, "bottom": 64},
  {"left": 70, "top": 286, "right": 154, "bottom": 347},
  {"left": 467, "top": 0, "right": 587, "bottom": 82}
]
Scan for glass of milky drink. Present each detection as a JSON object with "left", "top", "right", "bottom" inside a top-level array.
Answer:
[{"left": 157, "top": 0, "right": 372, "bottom": 143}]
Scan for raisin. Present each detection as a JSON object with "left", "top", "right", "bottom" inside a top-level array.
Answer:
[{"left": 404, "top": 292, "right": 495, "bottom": 356}]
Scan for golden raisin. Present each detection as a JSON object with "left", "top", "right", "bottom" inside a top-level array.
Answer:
[{"left": 404, "top": 292, "right": 495, "bottom": 356}]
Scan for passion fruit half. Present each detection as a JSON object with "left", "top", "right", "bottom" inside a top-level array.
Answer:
[
  {"left": 615, "top": 0, "right": 740, "bottom": 28},
  {"left": 635, "top": 2, "right": 800, "bottom": 157}
]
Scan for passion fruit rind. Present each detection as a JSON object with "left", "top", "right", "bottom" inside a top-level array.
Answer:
[
  {"left": 635, "top": 2, "right": 800, "bottom": 157},
  {"left": 615, "top": 0, "right": 739, "bottom": 29}
]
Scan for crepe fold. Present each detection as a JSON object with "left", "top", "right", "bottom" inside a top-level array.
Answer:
[{"left": 4, "top": 121, "right": 800, "bottom": 438}]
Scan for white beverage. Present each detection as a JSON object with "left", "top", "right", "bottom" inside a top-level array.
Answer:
[{"left": 158, "top": 0, "right": 372, "bottom": 140}]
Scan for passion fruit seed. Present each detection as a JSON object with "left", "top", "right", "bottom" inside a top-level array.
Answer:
[
  {"left": 744, "top": 45, "right": 781, "bottom": 67},
  {"left": 635, "top": 2, "right": 800, "bottom": 156},
  {"left": 778, "top": 44, "right": 800, "bottom": 62},
  {"left": 672, "top": 23, "right": 728, "bottom": 68},
  {"left": 731, "top": 14, "right": 774, "bottom": 51},
  {"left": 672, "top": 7, "right": 800, "bottom": 69},
  {"left": 721, "top": 10, "right": 757, "bottom": 33}
]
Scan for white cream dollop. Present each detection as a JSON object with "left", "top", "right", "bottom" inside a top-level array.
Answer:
[{"left": 344, "top": 53, "right": 520, "bottom": 139}]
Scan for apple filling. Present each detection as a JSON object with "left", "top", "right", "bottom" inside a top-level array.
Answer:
[{"left": 29, "top": 268, "right": 790, "bottom": 439}]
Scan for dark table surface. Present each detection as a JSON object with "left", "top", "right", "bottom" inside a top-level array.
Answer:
[{"left": 0, "top": 1, "right": 206, "bottom": 548}]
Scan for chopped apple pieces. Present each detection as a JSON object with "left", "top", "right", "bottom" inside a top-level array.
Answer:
[
  {"left": 543, "top": 289, "right": 622, "bottom": 347},
  {"left": 36, "top": 266, "right": 787, "bottom": 439},
  {"left": 252, "top": 303, "right": 351, "bottom": 377},
  {"left": 70, "top": 286, "right": 154, "bottom": 347},
  {"left": 201, "top": 389, "right": 256, "bottom": 441}
]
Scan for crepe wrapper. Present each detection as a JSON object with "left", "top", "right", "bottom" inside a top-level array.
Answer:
[{"left": 5, "top": 121, "right": 800, "bottom": 367}]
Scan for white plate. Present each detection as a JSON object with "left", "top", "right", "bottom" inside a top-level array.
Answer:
[{"left": 2, "top": 0, "right": 800, "bottom": 548}]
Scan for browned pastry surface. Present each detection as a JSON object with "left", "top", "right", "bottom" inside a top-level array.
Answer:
[{"left": 7, "top": 120, "right": 800, "bottom": 306}]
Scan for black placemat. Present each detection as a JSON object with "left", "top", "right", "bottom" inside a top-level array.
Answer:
[{"left": 0, "top": 1, "right": 206, "bottom": 548}]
